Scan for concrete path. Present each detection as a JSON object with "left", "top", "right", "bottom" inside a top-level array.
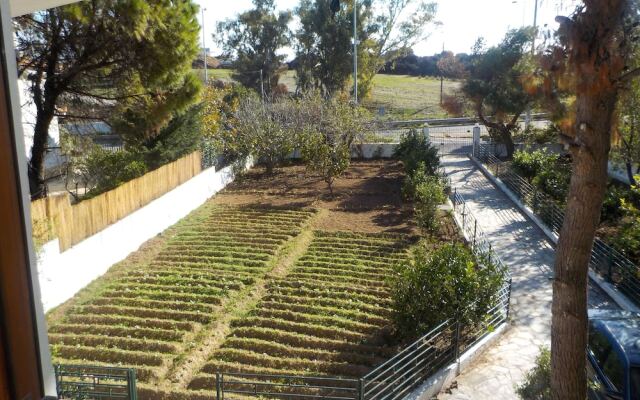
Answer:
[{"left": 436, "top": 156, "right": 617, "bottom": 400}]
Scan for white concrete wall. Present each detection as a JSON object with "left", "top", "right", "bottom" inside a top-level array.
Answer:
[
  {"left": 38, "top": 160, "right": 251, "bottom": 311},
  {"left": 19, "top": 78, "right": 65, "bottom": 171},
  {"left": 290, "top": 143, "right": 397, "bottom": 160}
]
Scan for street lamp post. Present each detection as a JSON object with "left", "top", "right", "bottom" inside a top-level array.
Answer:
[
  {"left": 353, "top": 0, "right": 358, "bottom": 104},
  {"left": 202, "top": 7, "right": 208, "bottom": 84}
]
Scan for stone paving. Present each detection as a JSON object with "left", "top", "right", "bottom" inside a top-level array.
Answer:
[{"left": 435, "top": 156, "right": 618, "bottom": 400}]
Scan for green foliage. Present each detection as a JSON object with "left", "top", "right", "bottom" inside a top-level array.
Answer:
[
  {"left": 391, "top": 243, "right": 505, "bottom": 338},
  {"left": 393, "top": 129, "right": 440, "bottom": 175},
  {"left": 414, "top": 176, "right": 447, "bottom": 233},
  {"left": 295, "top": 0, "right": 436, "bottom": 99},
  {"left": 511, "top": 150, "right": 571, "bottom": 203},
  {"left": 142, "top": 103, "right": 204, "bottom": 170},
  {"left": 613, "top": 79, "right": 640, "bottom": 185},
  {"left": 201, "top": 82, "right": 252, "bottom": 164},
  {"left": 71, "top": 147, "right": 148, "bottom": 199},
  {"left": 612, "top": 180, "right": 640, "bottom": 263},
  {"left": 295, "top": 0, "right": 370, "bottom": 96},
  {"left": 516, "top": 347, "right": 551, "bottom": 400},
  {"left": 460, "top": 28, "right": 538, "bottom": 157},
  {"left": 217, "top": 0, "right": 292, "bottom": 95},
  {"left": 298, "top": 94, "right": 369, "bottom": 194},
  {"left": 234, "top": 96, "right": 297, "bottom": 174},
  {"left": 15, "top": 0, "right": 202, "bottom": 196},
  {"left": 513, "top": 124, "right": 560, "bottom": 144}
]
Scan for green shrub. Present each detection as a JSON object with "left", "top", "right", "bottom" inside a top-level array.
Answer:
[
  {"left": 516, "top": 347, "right": 551, "bottom": 400},
  {"left": 612, "top": 182, "right": 640, "bottom": 262},
  {"left": 402, "top": 162, "right": 429, "bottom": 200},
  {"left": 393, "top": 129, "right": 440, "bottom": 175},
  {"left": 391, "top": 243, "right": 505, "bottom": 338},
  {"left": 511, "top": 149, "right": 557, "bottom": 181},
  {"left": 414, "top": 176, "right": 447, "bottom": 233},
  {"left": 71, "top": 147, "right": 148, "bottom": 200}
]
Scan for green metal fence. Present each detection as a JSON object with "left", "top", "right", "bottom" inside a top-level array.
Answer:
[{"left": 55, "top": 364, "right": 137, "bottom": 400}]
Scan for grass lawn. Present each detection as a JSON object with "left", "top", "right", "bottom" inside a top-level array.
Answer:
[{"left": 193, "top": 68, "right": 461, "bottom": 120}]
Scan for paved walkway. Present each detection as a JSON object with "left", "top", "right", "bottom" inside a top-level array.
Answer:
[{"left": 436, "top": 156, "right": 617, "bottom": 400}]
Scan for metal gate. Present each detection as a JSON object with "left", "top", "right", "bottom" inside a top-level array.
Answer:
[
  {"left": 428, "top": 128, "right": 475, "bottom": 155},
  {"left": 55, "top": 364, "right": 137, "bottom": 400}
]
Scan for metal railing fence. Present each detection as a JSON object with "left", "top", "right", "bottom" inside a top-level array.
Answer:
[
  {"left": 215, "top": 373, "right": 361, "bottom": 400},
  {"left": 55, "top": 364, "right": 137, "bottom": 400},
  {"left": 210, "top": 188, "right": 511, "bottom": 400},
  {"left": 476, "top": 148, "right": 640, "bottom": 307}
]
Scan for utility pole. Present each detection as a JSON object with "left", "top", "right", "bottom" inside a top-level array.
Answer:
[
  {"left": 259, "top": 69, "right": 265, "bottom": 102},
  {"left": 353, "top": 0, "right": 358, "bottom": 104},
  {"left": 440, "top": 42, "right": 444, "bottom": 105},
  {"left": 202, "top": 7, "right": 208, "bottom": 84}
]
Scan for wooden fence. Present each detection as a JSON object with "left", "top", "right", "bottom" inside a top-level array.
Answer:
[{"left": 31, "top": 151, "right": 203, "bottom": 251}]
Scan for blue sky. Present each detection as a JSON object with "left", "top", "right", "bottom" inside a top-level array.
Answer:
[{"left": 194, "top": 0, "right": 580, "bottom": 59}]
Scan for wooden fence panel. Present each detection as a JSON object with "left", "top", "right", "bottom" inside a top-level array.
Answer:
[{"left": 30, "top": 151, "right": 203, "bottom": 251}]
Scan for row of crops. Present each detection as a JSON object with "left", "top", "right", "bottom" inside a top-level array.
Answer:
[
  {"left": 48, "top": 205, "right": 316, "bottom": 384},
  {"left": 188, "top": 231, "right": 411, "bottom": 392}
]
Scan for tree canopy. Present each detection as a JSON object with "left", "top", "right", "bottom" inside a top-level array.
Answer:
[
  {"left": 459, "top": 27, "right": 537, "bottom": 157},
  {"left": 216, "top": 0, "right": 292, "bottom": 96},
  {"left": 295, "top": 0, "right": 437, "bottom": 99},
  {"left": 15, "top": 0, "right": 202, "bottom": 198}
]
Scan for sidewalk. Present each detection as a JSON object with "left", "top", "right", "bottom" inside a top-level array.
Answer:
[{"left": 436, "top": 156, "right": 617, "bottom": 400}]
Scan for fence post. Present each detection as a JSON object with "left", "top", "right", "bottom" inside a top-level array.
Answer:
[
  {"left": 216, "top": 373, "right": 221, "bottom": 400},
  {"left": 488, "top": 244, "right": 492, "bottom": 264},
  {"left": 473, "top": 220, "right": 477, "bottom": 249},
  {"left": 358, "top": 378, "right": 364, "bottom": 400},
  {"left": 607, "top": 248, "right": 614, "bottom": 283},
  {"left": 506, "top": 278, "right": 513, "bottom": 321},
  {"left": 462, "top": 204, "right": 467, "bottom": 231},
  {"left": 454, "top": 320, "right": 461, "bottom": 361},
  {"left": 127, "top": 369, "right": 137, "bottom": 400},
  {"left": 472, "top": 124, "right": 481, "bottom": 158},
  {"left": 423, "top": 123, "right": 430, "bottom": 143}
]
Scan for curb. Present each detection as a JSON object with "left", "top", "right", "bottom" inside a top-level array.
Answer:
[{"left": 469, "top": 155, "right": 640, "bottom": 313}]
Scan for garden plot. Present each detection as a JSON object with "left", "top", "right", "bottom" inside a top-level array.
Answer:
[
  {"left": 189, "top": 230, "right": 411, "bottom": 391},
  {"left": 47, "top": 205, "right": 315, "bottom": 384}
]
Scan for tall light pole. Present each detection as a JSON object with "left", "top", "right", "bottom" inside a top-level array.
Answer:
[
  {"left": 353, "top": 0, "right": 358, "bottom": 104},
  {"left": 201, "top": 7, "right": 208, "bottom": 84}
]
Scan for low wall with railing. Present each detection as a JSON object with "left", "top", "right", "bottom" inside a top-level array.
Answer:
[{"left": 474, "top": 149, "right": 640, "bottom": 312}]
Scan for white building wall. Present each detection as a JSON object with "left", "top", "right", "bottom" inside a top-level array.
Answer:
[{"left": 18, "top": 78, "right": 64, "bottom": 172}]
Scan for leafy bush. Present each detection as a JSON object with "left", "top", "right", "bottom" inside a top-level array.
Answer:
[
  {"left": 393, "top": 129, "right": 440, "bottom": 175},
  {"left": 142, "top": 103, "right": 203, "bottom": 170},
  {"left": 612, "top": 181, "right": 640, "bottom": 262},
  {"left": 511, "top": 150, "right": 571, "bottom": 203},
  {"left": 402, "top": 162, "right": 429, "bottom": 200},
  {"left": 516, "top": 347, "right": 551, "bottom": 400},
  {"left": 414, "top": 176, "right": 447, "bottom": 233},
  {"left": 298, "top": 94, "right": 369, "bottom": 194},
  {"left": 391, "top": 243, "right": 506, "bottom": 338},
  {"left": 235, "top": 96, "right": 296, "bottom": 174},
  {"left": 68, "top": 147, "right": 147, "bottom": 200},
  {"left": 511, "top": 149, "right": 557, "bottom": 181}
]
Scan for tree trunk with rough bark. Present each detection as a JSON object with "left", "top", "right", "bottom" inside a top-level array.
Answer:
[
  {"left": 550, "top": 1, "right": 629, "bottom": 399},
  {"left": 552, "top": 91, "right": 616, "bottom": 400},
  {"left": 28, "top": 111, "right": 55, "bottom": 199}
]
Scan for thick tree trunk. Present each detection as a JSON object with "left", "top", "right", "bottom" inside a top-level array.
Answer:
[
  {"left": 28, "top": 109, "right": 55, "bottom": 199},
  {"left": 499, "top": 128, "right": 515, "bottom": 159},
  {"left": 551, "top": 91, "right": 617, "bottom": 400}
]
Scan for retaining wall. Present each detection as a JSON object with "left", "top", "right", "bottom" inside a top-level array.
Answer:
[{"left": 38, "top": 160, "right": 251, "bottom": 311}]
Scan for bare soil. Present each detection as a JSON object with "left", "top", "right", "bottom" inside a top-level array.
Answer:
[{"left": 214, "top": 160, "right": 416, "bottom": 234}]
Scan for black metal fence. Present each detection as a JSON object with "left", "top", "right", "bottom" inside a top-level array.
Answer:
[
  {"left": 477, "top": 149, "right": 640, "bottom": 307},
  {"left": 360, "top": 188, "right": 512, "bottom": 400},
  {"left": 215, "top": 373, "right": 361, "bottom": 400},
  {"left": 212, "top": 189, "right": 512, "bottom": 400},
  {"left": 55, "top": 364, "right": 137, "bottom": 400}
]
